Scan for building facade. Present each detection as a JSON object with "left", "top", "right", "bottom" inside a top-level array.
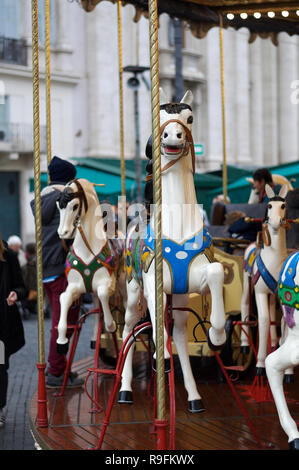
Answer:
[{"left": 0, "top": 1, "right": 298, "bottom": 243}]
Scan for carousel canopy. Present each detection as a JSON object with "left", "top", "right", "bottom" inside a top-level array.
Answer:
[{"left": 80, "top": 0, "right": 299, "bottom": 44}]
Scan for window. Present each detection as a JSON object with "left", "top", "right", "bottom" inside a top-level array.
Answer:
[
  {"left": 38, "top": 0, "right": 56, "bottom": 46},
  {"left": 0, "top": 0, "right": 20, "bottom": 40},
  {"left": 0, "top": 96, "right": 10, "bottom": 142}
]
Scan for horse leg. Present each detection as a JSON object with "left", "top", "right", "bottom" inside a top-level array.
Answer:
[
  {"left": 143, "top": 273, "right": 169, "bottom": 363},
  {"left": 269, "top": 293, "right": 278, "bottom": 350},
  {"left": 96, "top": 282, "right": 116, "bottom": 333},
  {"left": 255, "top": 292, "right": 270, "bottom": 373},
  {"left": 206, "top": 262, "right": 226, "bottom": 349},
  {"left": 119, "top": 279, "right": 143, "bottom": 403},
  {"left": 57, "top": 284, "right": 81, "bottom": 353},
  {"left": 265, "top": 337, "right": 299, "bottom": 447},
  {"left": 280, "top": 317, "right": 294, "bottom": 380},
  {"left": 172, "top": 295, "right": 205, "bottom": 413},
  {"left": 240, "top": 272, "right": 251, "bottom": 352}
]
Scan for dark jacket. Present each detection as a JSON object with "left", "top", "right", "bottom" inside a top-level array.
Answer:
[
  {"left": 30, "top": 185, "right": 69, "bottom": 280},
  {"left": 0, "top": 243, "right": 26, "bottom": 357}
]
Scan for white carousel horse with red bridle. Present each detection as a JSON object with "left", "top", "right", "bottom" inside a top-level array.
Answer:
[
  {"left": 119, "top": 89, "right": 227, "bottom": 412},
  {"left": 53, "top": 178, "right": 125, "bottom": 354},
  {"left": 241, "top": 184, "right": 289, "bottom": 376},
  {"left": 265, "top": 251, "right": 299, "bottom": 450}
]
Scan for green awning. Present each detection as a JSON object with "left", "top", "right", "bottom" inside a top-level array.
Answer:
[{"left": 29, "top": 159, "right": 143, "bottom": 205}]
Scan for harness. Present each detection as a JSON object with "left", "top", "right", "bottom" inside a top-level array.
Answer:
[
  {"left": 126, "top": 224, "right": 214, "bottom": 294},
  {"left": 65, "top": 242, "right": 117, "bottom": 292},
  {"left": 244, "top": 246, "right": 278, "bottom": 294},
  {"left": 278, "top": 252, "right": 299, "bottom": 328}
]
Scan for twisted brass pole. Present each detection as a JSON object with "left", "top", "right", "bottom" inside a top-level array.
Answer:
[
  {"left": 32, "top": 0, "right": 48, "bottom": 427},
  {"left": 45, "top": 0, "right": 52, "bottom": 178},
  {"left": 148, "top": 0, "right": 166, "bottom": 444},
  {"left": 219, "top": 14, "right": 228, "bottom": 204}
]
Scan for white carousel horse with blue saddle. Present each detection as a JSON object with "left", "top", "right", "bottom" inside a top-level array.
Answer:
[
  {"left": 241, "top": 184, "right": 290, "bottom": 376},
  {"left": 119, "top": 89, "right": 227, "bottom": 412},
  {"left": 53, "top": 178, "right": 125, "bottom": 353},
  {"left": 265, "top": 251, "right": 299, "bottom": 450}
]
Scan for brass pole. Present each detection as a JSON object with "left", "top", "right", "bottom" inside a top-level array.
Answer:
[
  {"left": 45, "top": 0, "right": 52, "bottom": 178},
  {"left": 118, "top": 1, "right": 125, "bottom": 199},
  {"left": 219, "top": 14, "right": 228, "bottom": 204},
  {"left": 148, "top": 0, "right": 167, "bottom": 447},
  {"left": 31, "top": 0, "right": 48, "bottom": 427},
  {"left": 117, "top": 1, "right": 127, "bottom": 237}
]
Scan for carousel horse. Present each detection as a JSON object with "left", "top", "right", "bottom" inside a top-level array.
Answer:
[
  {"left": 53, "top": 178, "right": 125, "bottom": 353},
  {"left": 265, "top": 251, "right": 299, "bottom": 450},
  {"left": 241, "top": 184, "right": 289, "bottom": 375},
  {"left": 119, "top": 89, "right": 227, "bottom": 412}
]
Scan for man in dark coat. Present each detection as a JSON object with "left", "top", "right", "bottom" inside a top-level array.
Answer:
[
  {"left": 0, "top": 235, "right": 26, "bottom": 427},
  {"left": 30, "top": 156, "right": 83, "bottom": 388}
]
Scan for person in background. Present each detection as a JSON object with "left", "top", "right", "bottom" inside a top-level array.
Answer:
[
  {"left": 7, "top": 235, "right": 27, "bottom": 269},
  {"left": 30, "top": 156, "right": 83, "bottom": 388},
  {"left": 251, "top": 168, "right": 281, "bottom": 203},
  {"left": 21, "top": 243, "right": 37, "bottom": 316},
  {"left": 0, "top": 233, "right": 26, "bottom": 427}
]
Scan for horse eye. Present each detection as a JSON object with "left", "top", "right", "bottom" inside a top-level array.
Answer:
[
  {"left": 281, "top": 203, "right": 286, "bottom": 209},
  {"left": 187, "top": 116, "right": 193, "bottom": 124},
  {"left": 73, "top": 204, "right": 79, "bottom": 211},
  {"left": 268, "top": 204, "right": 272, "bottom": 209}
]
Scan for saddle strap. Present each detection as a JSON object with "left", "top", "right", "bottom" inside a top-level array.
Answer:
[
  {"left": 253, "top": 254, "right": 277, "bottom": 294},
  {"left": 77, "top": 225, "right": 118, "bottom": 272}
]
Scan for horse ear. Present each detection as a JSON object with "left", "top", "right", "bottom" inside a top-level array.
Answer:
[
  {"left": 265, "top": 184, "right": 275, "bottom": 199},
  {"left": 180, "top": 90, "right": 193, "bottom": 106},
  {"left": 159, "top": 87, "right": 169, "bottom": 105},
  {"left": 278, "top": 184, "right": 288, "bottom": 200}
]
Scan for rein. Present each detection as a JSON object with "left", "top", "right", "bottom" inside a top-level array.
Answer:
[{"left": 145, "top": 119, "right": 195, "bottom": 182}]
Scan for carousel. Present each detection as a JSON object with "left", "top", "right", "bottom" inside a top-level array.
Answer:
[{"left": 29, "top": 0, "right": 299, "bottom": 451}]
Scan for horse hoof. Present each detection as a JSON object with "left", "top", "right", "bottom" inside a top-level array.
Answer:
[
  {"left": 207, "top": 329, "right": 226, "bottom": 352},
  {"left": 90, "top": 341, "right": 96, "bottom": 350},
  {"left": 152, "top": 358, "right": 171, "bottom": 373},
  {"left": 188, "top": 399, "right": 205, "bottom": 414},
  {"left": 284, "top": 374, "right": 295, "bottom": 384},
  {"left": 256, "top": 367, "right": 266, "bottom": 377},
  {"left": 241, "top": 346, "right": 250, "bottom": 355},
  {"left": 118, "top": 391, "right": 133, "bottom": 404},
  {"left": 56, "top": 342, "right": 68, "bottom": 355},
  {"left": 289, "top": 438, "right": 299, "bottom": 450}
]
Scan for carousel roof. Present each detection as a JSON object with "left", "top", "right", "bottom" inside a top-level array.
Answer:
[{"left": 80, "top": 0, "right": 299, "bottom": 44}]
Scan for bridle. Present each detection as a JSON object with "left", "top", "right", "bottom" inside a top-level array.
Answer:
[
  {"left": 59, "top": 179, "right": 96, "bottom": 255},
  {"left": 145, "top": 118, "right": 195, "bottom": 182}
]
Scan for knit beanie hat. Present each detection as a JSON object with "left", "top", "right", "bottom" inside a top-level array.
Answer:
[{"left": 48, "top": 156, "right": 77, "bottom": 184}]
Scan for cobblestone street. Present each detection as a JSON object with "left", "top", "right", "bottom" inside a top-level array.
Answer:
[{"left": 0, "top": 311, "right": 94, "bottom": 450}]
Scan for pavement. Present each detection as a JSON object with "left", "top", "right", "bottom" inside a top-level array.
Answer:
[{"left": 0, "top": 307, "right": 95, "bottom": 450}]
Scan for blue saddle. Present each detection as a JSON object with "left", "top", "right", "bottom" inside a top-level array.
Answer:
[{"left": 143, "top": 224, "right": 214, "bottom": 294}]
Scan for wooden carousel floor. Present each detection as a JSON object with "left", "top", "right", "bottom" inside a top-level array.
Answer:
[{"left": 29, "top": 352, "right": 299, "bottom": 451}]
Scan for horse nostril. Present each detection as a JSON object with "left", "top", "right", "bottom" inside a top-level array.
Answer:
[
  {"left": 177, "top": 133, "right": 182, "bottom": 139},
  {"left": 164, "top": 132, "right": 168, "bottom": 138}
]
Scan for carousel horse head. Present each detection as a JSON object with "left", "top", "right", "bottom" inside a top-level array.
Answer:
[
  {"left": 144, "top": 88, "right": 195, "bottom": 203},
  {"left": 264, "top": 184, "right": 288, "bottom": 233},
  {"left": 55, "top": 179, "right": 98, "bottom": 239},
  {"left": 159, "top": 88, "right": 194, "bottom": 163}
]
